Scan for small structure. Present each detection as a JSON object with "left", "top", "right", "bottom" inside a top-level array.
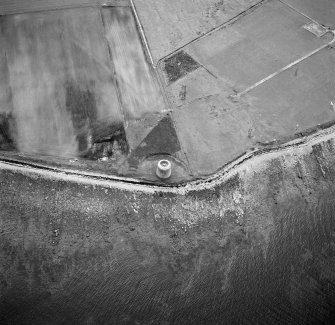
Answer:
[{"left": 156, "top": 159, "right": 171, "bottom": 179}]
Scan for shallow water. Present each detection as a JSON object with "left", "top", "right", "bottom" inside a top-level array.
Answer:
[{"left": 1, "top": 167, "right": 335, "bottom": 324}]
